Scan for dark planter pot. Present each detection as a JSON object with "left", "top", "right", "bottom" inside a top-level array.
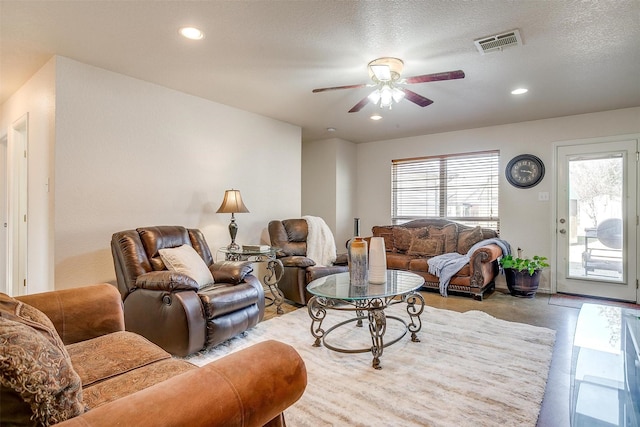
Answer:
[{"left": 505, "top": 268, "right": 542, "bottom": 298}]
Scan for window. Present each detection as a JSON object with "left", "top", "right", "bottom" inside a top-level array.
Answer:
[{"left": 392, "top": 150, "right": 499, "bottom": 230}]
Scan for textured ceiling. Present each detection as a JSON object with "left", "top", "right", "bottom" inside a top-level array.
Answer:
[{"left": 1, "top": 0, "right": 639, "bottom": 143}]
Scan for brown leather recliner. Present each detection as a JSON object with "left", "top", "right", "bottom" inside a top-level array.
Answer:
[
  {"left": 111, "top": 226, "right": 265, "bottom": 357},
  {"left": 268, "top": 219, "right": 348, "bottom": 305}
]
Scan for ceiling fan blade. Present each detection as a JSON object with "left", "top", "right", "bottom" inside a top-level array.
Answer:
[
  {"left": 348, "top": 96, "right": 371, "bottom": 113},
  {"left": 312, "top": 83, "right": 368, "bottom": 93},
  {"left": 400, "top": 88, "right": 434, "bottom": 107},
  {"left": 404, "top": 70, "right": 465, "bottom": 84}
]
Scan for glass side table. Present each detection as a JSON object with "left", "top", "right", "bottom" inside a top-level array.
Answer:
[
  {"left": 217, "top": 246, "right": 285, "bottom": 314},
  {"left": 306, "top": 270, "right": 425, "bottom": 369}
]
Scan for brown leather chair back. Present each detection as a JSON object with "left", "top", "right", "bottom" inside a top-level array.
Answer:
[
  {"left": 268, "top": 219, "right": 308, "bottom": 256},
  {"left": 111, "top": 226, "right": 214, "bottom": 300}
]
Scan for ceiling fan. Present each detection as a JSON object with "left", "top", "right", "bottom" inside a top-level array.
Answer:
[{"left": 312, "top": 57, "right": 465, "bottom": 113}]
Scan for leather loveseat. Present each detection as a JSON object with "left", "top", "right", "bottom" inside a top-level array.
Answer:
[
  {"left": 111, "top": 226, "right": 265, "bottom": 356},
  {"left": 0, "top": 284, "right": 307, "bottom": 427},
  {"left": 369, "top": 219, "right": 503, "bottom": 300}
]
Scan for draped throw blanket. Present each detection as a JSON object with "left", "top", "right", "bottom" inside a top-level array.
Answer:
[
  {"left": 427, "top": 238, "right": 512, "bottom": 297},
  {"left": 303, "top": 216, "right": 337, "bottom": 267}
]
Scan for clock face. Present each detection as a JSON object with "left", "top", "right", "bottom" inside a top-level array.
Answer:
[{"left": 506, "top": 154, "right": 545, "bottom": 188}]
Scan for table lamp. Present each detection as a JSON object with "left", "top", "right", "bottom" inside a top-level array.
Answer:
[{"left": 216, "top": 189, "right": 249, "bottom": 250}]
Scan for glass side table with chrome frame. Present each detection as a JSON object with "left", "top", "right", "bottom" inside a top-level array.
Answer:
[{"left": 217, "top": 246, "right": 285, "bottom": 314}]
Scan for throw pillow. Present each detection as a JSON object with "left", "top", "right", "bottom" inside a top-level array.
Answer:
[
  {"left": 457, "top": 226, "right": 484, "bottom": 254},
  {"left": 407, "top": 237, "right": 444, "bottom": 257},
  {"left": 426, "top": 223, "right": 458, "bottom": 253},
  {"left": 371, "top": 226, "right": 394, "bottom": 252},
  {"left": 392, "top": 227, "right": 428, "bottom": 253},
  {"left": 159, "top": 244, "right": 214, "bottom": 288},
  {"left": 0, "top": 293, "right": 85, "bottom": 426}
]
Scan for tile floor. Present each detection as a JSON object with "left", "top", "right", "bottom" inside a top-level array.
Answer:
[{"left": 263, "top": 288, "right": 639, "bottom": 427}]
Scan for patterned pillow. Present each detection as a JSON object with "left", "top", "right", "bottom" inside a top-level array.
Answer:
[
  {"left": 426, "top": 223, "right": 459, "bottom": 254},
  {"left": 371, "top": 226, "right": 394, "bottom": 252},
  {"left": 392, "top": 227, "right": 428, "bottom": 253},
  {"left": 407, "top": 237, "right": 445, "bottom": 256},
  {"left": 0, "top": 293, "right": 85, "bottom": 426},
  {"left": 457, "top": 226, "right": 484, "bottom": 254}
]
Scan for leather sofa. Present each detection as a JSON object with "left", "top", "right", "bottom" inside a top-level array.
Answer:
[
  {"left": 369, "top": 219, "right": 503, "bottom": 300},
  {"left": 111, "top": 225, "right": 265, "bottom": 356},
  {"left": 0, "top": 284, "right": 306, "bottom": 426},
  {"left": 268, "top": 219, "right": 348, "bottom": 305}
]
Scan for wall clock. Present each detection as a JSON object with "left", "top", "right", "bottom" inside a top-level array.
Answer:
[{"left": 505, "top": 154, "right": 545, "bottom": 188}]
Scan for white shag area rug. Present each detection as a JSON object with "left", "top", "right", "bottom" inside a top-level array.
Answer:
[{"left": 186, "top": 304, "right": 556, "bottom": 427}]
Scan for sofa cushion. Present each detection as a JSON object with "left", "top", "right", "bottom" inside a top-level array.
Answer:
[
  {"left": 426, "top": 223, "right": 458, "bottom": 253},
  {"left": 159, "top": 244, "right": 214, "bottom": 288},
  {"left": 386, "top": 253, "right": 414, "bottom": 270},
  {"left": 81, "top": 358, "right": 195, "bottom": 409},
  {"left": 66, "top": 331, "right": 172, "bottom": 388},
  {"left": 409, "top": 257, "right": 471, "bottom": 276},
  {"left": 457, "top": 226, "right": 484, "bottom": 254},
  {"left": 392, "top": 227, "right": 428, "bottom": 253},
  {"left": 0, "top": 294, "right": 84, "bottom": 426},
  {"left": 372, "top": 226, "right": 394, "bottom": 252},
  {"left": 407, "top": 237, "right": 444, "bottom": 256}
]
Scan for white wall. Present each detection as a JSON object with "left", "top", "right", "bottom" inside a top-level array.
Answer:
[
  {"left": 3, "top": 56, "right": 302, "bottom": 291},
  {"left": 302, "top": 137, "right": 356, "bottom": 248},
  {"left": 0, "top": 59, "right": 56, "bottom": 294},
  {"left": 355, "top": 107, "right": 640, "bottom": 293}
]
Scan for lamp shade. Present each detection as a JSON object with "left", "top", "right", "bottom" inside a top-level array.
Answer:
[{"left": 216, "top": 189, "right": 250, "bottom": 214}]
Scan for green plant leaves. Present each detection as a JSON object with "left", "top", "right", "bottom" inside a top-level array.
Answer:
[{"left": 498, "top": 254, "right": 549, "bottom": 276}]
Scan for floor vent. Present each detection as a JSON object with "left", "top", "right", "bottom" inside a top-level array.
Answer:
[{"left": 474, "top": 29, "right": 522, "bottom": 55}]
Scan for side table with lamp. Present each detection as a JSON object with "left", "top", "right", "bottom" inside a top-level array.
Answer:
[{"left": 216, "top": 189, "right": 285, "bottom": 314}]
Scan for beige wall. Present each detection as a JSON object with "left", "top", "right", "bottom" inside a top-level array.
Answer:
[
  {"left": 2, "top": 56, "right": 302, "bottom": 292},
  {"left": 354, "top": 107, "right": 640, "bottom": 293},
  {"left": 0, "top": 58, "right": 56, "bottom": 294},
  {"left": 302, "top": 137, "right": 356, "bottom": 248}
]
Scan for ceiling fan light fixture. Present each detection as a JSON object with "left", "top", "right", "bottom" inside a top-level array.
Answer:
[
  {"left": 370, "top": 64, "right": 392, "bottom": 82},
  {"left": 392, "top": 87, "right": 405, "bottom": 103},
  {"left": 379, "top": 85, "right": 394, "bottom": 108},
  {"left": 368, "top": 90, "right": 381, "bottom": 104}
]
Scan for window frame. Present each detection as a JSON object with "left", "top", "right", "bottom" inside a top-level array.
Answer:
[{"left": 391, "top": 150, "right": 500, "bottom": 230}]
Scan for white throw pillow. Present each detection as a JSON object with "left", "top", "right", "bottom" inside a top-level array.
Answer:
[{"left": 158, "top": 244, "right": 214, "bottom": 288}]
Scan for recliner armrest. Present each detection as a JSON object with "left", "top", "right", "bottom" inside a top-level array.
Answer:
[
  {"left": 334, "top": 253, "right": 348, "bottom": 265},
  {"left": 135, "top": 271, "right": 199, "bottom": 292},
  {"left": 54, "top": 340, "right": 307, "bottom": 427},
  {"left": 209, "top": 261, "right": 254, "bottom": 284},
  {"left": 279, "top": 256, "right": 316, "bottom": 268}
]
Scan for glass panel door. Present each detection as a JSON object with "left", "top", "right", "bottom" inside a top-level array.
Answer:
[{"left": 556, "top": 138, "right": 638, "bottom": 302}]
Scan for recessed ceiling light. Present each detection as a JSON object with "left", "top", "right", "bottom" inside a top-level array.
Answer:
[
  {"left": 511, "top": 88, "right": 528, "bottom": 95},
  {"left": 327, "top": 127, "right": 336, "bottom": 132},
  {"left": 179, "top": 27, "right": 204, "bottom": 40},
  {"left": 370, "top": 114, "right": 383, "bottom": 121}
]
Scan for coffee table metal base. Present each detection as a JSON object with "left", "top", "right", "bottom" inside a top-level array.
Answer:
[{"left": 307, "top": 292, "right": 425, "bottom": 369}]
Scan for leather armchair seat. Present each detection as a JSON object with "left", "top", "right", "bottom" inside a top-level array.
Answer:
[
  {"left": 268, "top": 219, "right": 348, "bottom": 305},
  {"left": 111, "top": 226, "right": 264, "bottom": 356}
]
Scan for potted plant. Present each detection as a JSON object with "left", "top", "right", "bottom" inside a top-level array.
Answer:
[{"left": 498, "top": 249, "right": 549, "bottom": 298}]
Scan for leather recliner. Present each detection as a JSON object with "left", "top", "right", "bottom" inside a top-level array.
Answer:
[
  {"left": 268, "top": 219, "right": 348, "bottom": 305},
  {"left": 111, "top": 225, "right": 265, "bottom": 356}
]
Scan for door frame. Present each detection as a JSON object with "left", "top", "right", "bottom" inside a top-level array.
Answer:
[{"left": 552, "top": 133, "right": 639, "bottom": 303}]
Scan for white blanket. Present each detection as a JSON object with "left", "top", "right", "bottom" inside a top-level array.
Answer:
[{"left": 302, "top": 216, "right": 337, "bottom": 267}]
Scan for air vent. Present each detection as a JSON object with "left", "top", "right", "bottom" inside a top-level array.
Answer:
[{"left": 474, "top": 29, "right": 522, "bottom": 55}]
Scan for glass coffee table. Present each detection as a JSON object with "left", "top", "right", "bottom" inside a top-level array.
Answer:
[{"left": 306, "top": 270, "right": 425, "bottom": 369}]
